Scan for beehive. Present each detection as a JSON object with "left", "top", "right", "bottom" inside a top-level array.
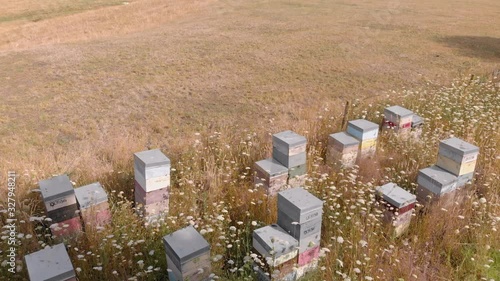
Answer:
[
  {"left": 254, "top": 158, "right": 289, "bottom": 196},
  {"left": 134, "top": 149, "right": 171, "bottom": 221},
  {"left": 272, "top": 130, "right": 307, "bottom": 169},
  {"left": 346, "top": 119, "right": 379, "bottom": 157},
  {"left": 436, "top": 137, "right": 479, "bottom": 176},
  {"left": 383, "top": 106, "right": 413, "bottom": 133},
  {"left": 39, "top": 175, "right": 81, "bottom": 236},
  {"left": 24, "top": 243, "right": 76, "bottom": 281},
  {"left": 416, "top": 165, "right": 458, "bottom": 204},
  {"left": 326, "top": 132, "right": 359, "bottom": 168},
  {"left": 74, "top": 182, "right": 111, "bottom": 230},
  {"left": 277, "top": 188, "right": 323, "bottom": 262},
  {"left": 376, "top": 183, "right": 416, "bottom": 236},
  {"left": 163, "top": 226, "right": 211, "bottom": 281}
]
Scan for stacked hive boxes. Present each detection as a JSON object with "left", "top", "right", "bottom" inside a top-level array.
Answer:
[
  {"left": 416, "top": 138, "right": 479, "bottom": 205},
  {"left": 277, "top": 188, "right": 323, "bottom": 269},
  {"left": 383, "top": 106, "right": 413, "bottom": 135},
  {"left": 346, "top": 119, "right": 379, "bottom": 158},
  {"left": 74, "top": 182, "right": 111, "bottom": 231},
  {"left": 273, "top": 131, "right": 308, "bottom": 188},
  {"left": 254, "top": 159, "right": 289, "bottom": 196},
  {"left": 24, "top": 243, "right": 77, "bottom": 281},
  {"left": 376, "top": 183, "right": 416, "bottom": 237},
  {"left": 326, "top": 132, "right": 359, "bottom": 168},
  {"left": 39, "top": 175, "right": 81, "bottom": 237},
  {"left": 254, "top": 131, "right": 307, "bottom": 195},
  {"left": 134, "top": 149, "right": 171, "bottom": 222},
  {"left": 163, "top": 226, "right": 211, "bottom": 281},
  {"left": 252, "top": 225, "right": 299, "bottom": 281}
]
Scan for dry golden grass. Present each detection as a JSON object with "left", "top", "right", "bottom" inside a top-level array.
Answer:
[{"left": 0, "top": 0, "right": 499, "bottom": 280}]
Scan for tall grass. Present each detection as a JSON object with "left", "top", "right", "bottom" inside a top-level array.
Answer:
[{"left": 0, "top": 75, "right": 498, "bottom": 280}]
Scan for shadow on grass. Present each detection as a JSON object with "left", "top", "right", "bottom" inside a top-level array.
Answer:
[{"left": 437, "top": 36, "right": 500, "bottom": 61}]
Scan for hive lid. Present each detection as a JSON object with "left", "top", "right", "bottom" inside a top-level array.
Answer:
[
  {"left": 272, "top": 130, "right": 307, "bottom": 148},
  {"left": 253, "top": 224, "right": 298, "bottom": 255},
  {"left": 162, "top": 225, "right": 210, "bottom": 264},
  {"left": 384, "top": 106, "right": 414, "bottom": 118},
  {"left": 376, "top": 183, "right": 416, "bottom": 208},
  {"left": 74, "top": 182, "right": 108, "bottom": 209},
  {"left": 329, "top": 132, "right": 360, "bottom": 146},
  {"left": 278, "top": 188, "right": 323, "bottom": 215},
  {"left": 24, "top": 243, "right": 75, "bottom": 281},
  {"left": 439, "top": 138, "right": 479, "bottom": 156},
  {"left": 39, "top": 175, "right": 74, "bottom": 202},
  {"left": 134, "top": 149, "right": 171, "bottom": 168},
  {"left": 347, "top": 119, "right": 379, "bottom": 132},
  {"left": 255, "top": 158, "right": 289, "bottom": 176}
]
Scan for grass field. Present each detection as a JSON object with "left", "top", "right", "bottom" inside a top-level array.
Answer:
[{"left": 0, "top": 0, "right": 499, "bottom": 280}]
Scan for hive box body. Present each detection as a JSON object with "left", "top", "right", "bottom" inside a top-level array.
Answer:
[
  {"left": 297, "top": 246, "right": 320, "bottom": 266},
  {"left": 376, "top": 183, "right": 416, "bottom": 209},
  {"left": 39, "top": 175, "right": 77, "bottom": 213},
  {"left": 383, "top": 209, "right": 413, "bottom": 237},
  {"left": 134, "top": 172, "right": 171, "bottom": 193},
  {"left": 288, "top": 164, "right": 307, "bottom": 178},
  {"left": 436, "top": 155, "right": 477, "bottom": 176},
  {"left": 25, "top": 243, "right": 76, "bottom": 281},
  {"left": 327, "top": 133, "right": 359, "bottom": 168},
  {"left": 255, "top": 264, "right": 297, "bottom": 281},
  {"left": 253, "top": 225, "right": 299, "bottom": 267},
  {"left": 134, "top": 182, "right": 170, "bottom": 205},
  {"left": 346, "top": 119, "right": 379, "bottom": 141},
  {"left": 295, "top": 259, "right": 318, "bottom": 280},
  {"left": 163, "top": 226, "right": 211, "bottom": 271},
  {"left": 137, "top": 200, "right": 169, "bottom": 218},
  {"left": 273, "top": 151, "right": 306, "bottom": 169},
  {"left": 50, "top": 216, "right": 82, "bottom": 237},
  {"left": 457, "top": 172, "right": 474, "bottom": 188},
  {"left": 358, "top": 138, "right": 377, "bottom": 158},
  {"left": 297, "top": 231, "right": 321, "bottom": 253},
  {"left": 134, "top": 149, "right": 171, "bottom": 192},
  {"left": 416, "top": 184, "right": 456, "bottom": 206},
  {"left": 272, "top": 131, "right": 307, "bottom": 156},
  {"left": 46, "top": 204, "right": 79, "bottom": 223},
  {"left": 254, "top": 159, "right": 289, "bottom": 195},
  {"left": 166, "top": 253, "right": 211, "bottom": 281},
  {"left": 278, "top": 188, "right": 323, "bottom": 224},
  {"left": 277, "top": 210, "right": 321, "bottom": 240},
  {"left": 417, "top": 166, "right": 458, "bottom": 196},
  {"left": 75, "top": 182, "right": 111, "bottom": 228}
]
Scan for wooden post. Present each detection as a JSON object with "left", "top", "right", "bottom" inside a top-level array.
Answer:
[{"left": 341, "top": 101, "right": 350, "bottom": 130}]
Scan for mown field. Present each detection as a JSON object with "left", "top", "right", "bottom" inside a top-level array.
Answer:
[{"left": 0, "top": 0, "right": 499, "bottom": 280}]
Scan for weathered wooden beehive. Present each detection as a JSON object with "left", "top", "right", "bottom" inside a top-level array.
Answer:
[
  {"left": 134, "top": 149, "right": 171, "bottom": 222},
  {"left": 383, "top": 105, "right": 413, "bottom": 134},
  {"left": 436, "top": 137, "right": 479, "bottom": 187},
  {"left": 272, "top": 130, "right": 307, "bottom": 187},
  {"left": 254, "top": 158, "right": 289, "bottom": 196},
  {"left": 163, "top": 226, "right": 211, "bottom": 281},
  {"left": 39, "top": 175, "right": 81, "bottom": 237},
  {"left": 277, "top": 188, "right": 323, "bottom": 267},
  {"left": 326, "top": 132, "right": 359, "bottom": 168},
  {"left": 74, "top": 182, "right": 111, "bottom": 230},
  {"left": 376, "top": 183, "right": 416, "bottom": 236},
  {"left": 416, "top": 165, "right": 459, "bottom": 205},
  {"left": 252, "top": 224, "right": 299, "bottom": 281},
  {"left": 347, "top": 119, "right": 379, "bottom": 158}
]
